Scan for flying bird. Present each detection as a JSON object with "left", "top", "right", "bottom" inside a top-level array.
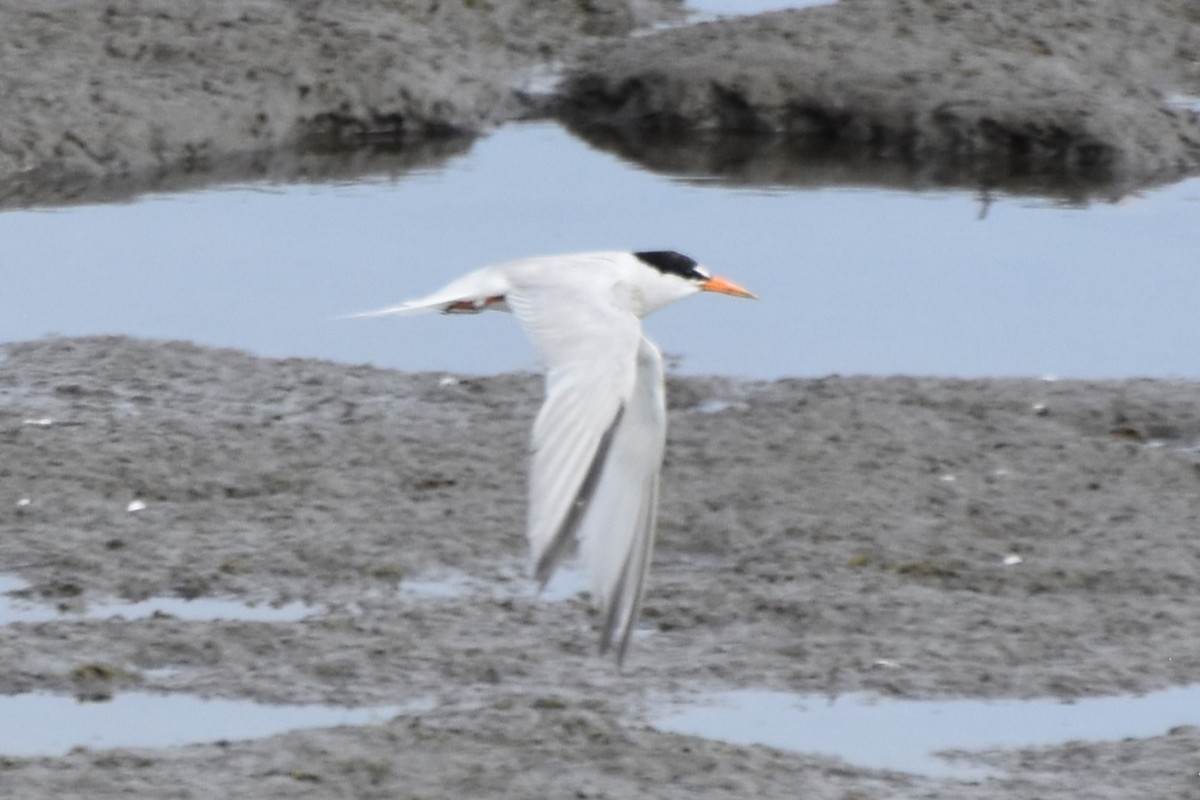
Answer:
[{"left": 353, "top": 250, "right": 756, "bottom": 663}]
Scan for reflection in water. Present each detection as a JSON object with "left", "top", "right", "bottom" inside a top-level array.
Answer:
[
  {"left": 561, "top": 124, "right": 1143, "bottom": 205},
  {"left": 652, "top": 686, "right": 1200, "bottom": 779},
  {"left": 4, "top": 133, "right": 474, "bottom": 212},
  {"left": 0, "top": 691, "right": 424, "bottom": 757}
]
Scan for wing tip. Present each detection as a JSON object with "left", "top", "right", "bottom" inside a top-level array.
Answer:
[
  {"left": 532, "top": 548, "right": 561, "bottom": 590},
  {"left": 335, "top": 303, "right": 427, "bottom": 320},
  {"left": 596, "top": 560, "right": 642, "bottom": 669},
  {"left": 598, "top": 614, "right": 635, "bottom": 668}
]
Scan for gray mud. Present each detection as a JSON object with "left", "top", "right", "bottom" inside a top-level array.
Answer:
[
  {"left": 2, "top": 336, "right": 1199, "bottom": 798},
  {"left": 0, "top": 0, "right": 679, "bottom": 208},
  {"left": 562, "top": 0, "right": 1200, "bottom": 191},
  {"left": 4, "top": 0, "right": 1199, "bottom": 208}
]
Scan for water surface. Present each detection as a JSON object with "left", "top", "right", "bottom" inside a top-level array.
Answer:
[
  {"left": 2, "top": 122, "right": 1196, "bottom": 379},
  {"left": 0, "top": 575, "right": 317, "bottom": 626},
  {"left": 0, "top": 691, "right": 417, "bottom": 757},
  {"left": 653, "top": 686, "right": 1200, "bottom": 780}
]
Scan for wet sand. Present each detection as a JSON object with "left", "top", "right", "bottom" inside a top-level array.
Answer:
[{"left": 2, "top": 336, "right": 1199, "bottom": 797}]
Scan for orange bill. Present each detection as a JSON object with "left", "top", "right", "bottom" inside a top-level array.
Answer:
[{"left": 700, "top": 275, "right": 758, "bottom": 299}]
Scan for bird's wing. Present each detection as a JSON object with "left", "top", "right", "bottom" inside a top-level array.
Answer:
[
  {"left": 506, "top": 281, "right": 641, "bottom": 579},
  {"left": 576, "top": 337, "right": 666, "bottom": 663},
  {"left": 507, "top": 283, "right": 666, "bottom": 663}
]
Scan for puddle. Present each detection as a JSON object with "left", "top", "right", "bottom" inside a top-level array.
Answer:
[
  {"left": 398, "top": 572, "right": 479, "bottom": 599},
  {"left": 691, "top": 398, "right": 748, "bottom": 414},
  {"left": 84, "top": 596, "right": 317, "bottom": 623},
  {"left": 651, "top": 686, "right": 1200, "bottom": 780},
  {"left": 399, "top": 566, "right": 654, "bottom": 640},
  {"left": 652, "top": 1, "right": 835, "bottom": 34},
  {"left": 687, "top": 0, "right": 834, "bottom": 16},
  {"left": 399, "top": 564, "right": 590, "bottom": 603},
  {"left": 0, "top": 575, "right": 318, "bottom": 625},
  {"left": 1167, "top": 93, "right": 1200, "bottom": 114},
  {"left": 539, "top": 565, "right": 592, "bottom": 602},
  {"left": 1145, "top": 434, "right": 1200, "bottom": 464},
  {"left": 0, "top": 691, "right": 427, "bottom": 757}
]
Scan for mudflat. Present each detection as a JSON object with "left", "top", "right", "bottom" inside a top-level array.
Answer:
[
  {"left": 3, "top": 0, "right": 1197, "bottom": 207},
  {"left": 2, "top": 336, "right": 1198, "bottom": 797}
]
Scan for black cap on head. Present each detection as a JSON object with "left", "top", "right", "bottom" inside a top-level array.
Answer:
[{"left": 633, "top": 250, "right": 709, "bottom": 281}]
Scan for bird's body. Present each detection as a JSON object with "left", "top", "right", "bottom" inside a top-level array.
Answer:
[{"left": 355, "top": 250, "right": 755, "bottom": 663}]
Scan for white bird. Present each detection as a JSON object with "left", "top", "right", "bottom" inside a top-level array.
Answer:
[{"left": 353, "top": 250, "right": 756, "bottom": 663}]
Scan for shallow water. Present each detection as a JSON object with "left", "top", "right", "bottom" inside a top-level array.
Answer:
[
  {"left": 399, "top": 564, "right": 590, "bottom": 603},
  {"left": 0, "top": 691, "right": 419, "bottom": 757},
  {"left": 2, "top": 122, "right": 1198, "bottom": 380},
  {"left": 652, "top": 686, "right": 1200, "bottom": 780},
  {"left": 687, "top": 0, "right": 833, "bottom": 17},
  {"left": 0, "top": 575, "right": 318, "bottom": 626}
]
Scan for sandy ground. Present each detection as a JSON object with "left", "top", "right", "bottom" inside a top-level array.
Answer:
[{"left": 2, "top": 336, "right": 1199, "bottom": 798}]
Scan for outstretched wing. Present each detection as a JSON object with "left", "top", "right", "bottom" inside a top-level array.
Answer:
[
  {"left": 343, "top": 265, "right": 512, "bottom": 318},
  {"left": 506, "top": 279, "right": 666, "bottom": 663},
  {"left": 576, "top": 337, "right": 666, "bottom": 663}
]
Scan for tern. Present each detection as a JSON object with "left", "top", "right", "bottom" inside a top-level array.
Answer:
[{"left": 354, "top": 250, "right": 756, "bottom": 663}]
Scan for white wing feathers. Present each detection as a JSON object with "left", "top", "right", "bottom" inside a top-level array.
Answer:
[
  {"left": 345, "top": 265, "right": 513, "bottom": 318},
  {"left": 576, "top": 338, "right": 665, "bottom": 661},
  {"left": 506, "top": 280, "right": 666, "bottom": 662},
  {"left": 359, "top": 253, "right": 675, "bottom": 663}
]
